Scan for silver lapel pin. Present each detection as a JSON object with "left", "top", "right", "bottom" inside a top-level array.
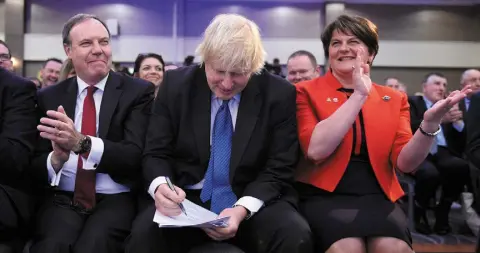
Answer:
[{"left": 382, "top": 95, "right": 391, "bottom": 101}]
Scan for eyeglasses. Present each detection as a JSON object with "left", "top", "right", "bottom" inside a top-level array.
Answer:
[{"left": 0, "top": 53, "right": 11, "bottom": 62}]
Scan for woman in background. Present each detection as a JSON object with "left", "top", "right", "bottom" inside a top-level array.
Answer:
[
  {"left": 133, "top": 53, "right": 165, "bottom": 97},
  {"left": 58, "top": 59, "right": 75, "bottom": 82},
  {"left": 295, "top": 14, "right": 470, "bottom": 253}
]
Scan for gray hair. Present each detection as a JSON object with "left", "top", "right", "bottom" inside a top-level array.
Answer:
[{"left": 62, "top": 13, "right": 110, "bottom": 45}]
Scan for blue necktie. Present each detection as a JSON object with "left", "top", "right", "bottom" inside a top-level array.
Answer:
[{"left": 200, "top": 100, "right": 237, "bottom": 214}]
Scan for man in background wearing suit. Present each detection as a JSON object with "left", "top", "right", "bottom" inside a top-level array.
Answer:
[
  {"left": 29, "top": 14, "right": 154, "bottom": 253},
  {"left": 409, "top": 72, "right": 470, "bottom": 235},
  {"left": 126, "top": 13, "right": 313, "bottom": 253},
  {"left": 459, "top": 69, "right": 480, "bottom": 115},
  {"left": 0, "top": 67, "right": 37, "bottom": 252}
]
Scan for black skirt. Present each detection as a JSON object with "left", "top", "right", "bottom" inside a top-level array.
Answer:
[{"left": 296, "top": 161, "right": 412, "bottom": 252}]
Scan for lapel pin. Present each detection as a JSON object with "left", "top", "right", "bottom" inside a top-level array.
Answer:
[
  {"left": 333, "top": 98, "right": 338, "bottom": 102},
  {"left": 382, "top": 95, "right": 391, "bottom": 101},
  {"left": 327, "top": 98, "right": 332, "bottom": 102}
]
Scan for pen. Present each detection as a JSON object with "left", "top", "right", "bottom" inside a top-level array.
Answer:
[{"left": 165, "top": 177, "right": 187, "bottom": 216}]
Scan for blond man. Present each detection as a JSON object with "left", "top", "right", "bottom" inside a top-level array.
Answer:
[{"left": 126, "top": 13, "right": 313, "bottom": 253}]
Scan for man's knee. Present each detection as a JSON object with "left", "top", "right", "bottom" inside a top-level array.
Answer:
[
  {"left": 30, "top": 238, "right": 71, "bottom": 253},
  {"left": 261, "top": 211, "right": 313, "bottom": 253}
]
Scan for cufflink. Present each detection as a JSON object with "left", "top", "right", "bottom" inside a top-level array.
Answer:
[{"left": 382, "top": 95, "right": 391, "bottom": 101}]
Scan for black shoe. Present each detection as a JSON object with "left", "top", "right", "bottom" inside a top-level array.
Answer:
[
  {"left": 433, "top": 223, "right": 452, "bottom": 235},
  {"left": 434, "top": 201, "right": 452, "bottom": 235},
  {"left": 414, "top": 205, "right": 432, "bottom": 234}
]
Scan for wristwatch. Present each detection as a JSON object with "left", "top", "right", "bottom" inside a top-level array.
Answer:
[
  {"left": 74, "top": 135, "right": 92, "bottom": 155},
  {"left": 419, "top": 120, "right": 441, "bottom": 137}
]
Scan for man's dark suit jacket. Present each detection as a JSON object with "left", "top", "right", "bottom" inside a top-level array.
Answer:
[
  {"left": 0, "top": 67, "right": 38, "bottom": 237},
  {"left": 467, "top": 93, "right": 480, "bottom": 168},
  {"left": 30, "top": 71, "right": 155, "bottom": 191},
  {"left": 143, "top": 65, "right": 299, "bottom": 205},
  {"left": 408, "top": 95, "right": 465, "bottom": 157}
]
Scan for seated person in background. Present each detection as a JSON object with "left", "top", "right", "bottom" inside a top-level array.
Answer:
[
  {"left": 459, "top": 69, "right": 480, "bottom": 113},
  {"left": 385, "top": 77, "right": 407, "bottom": 93},
  {"left": 286, "top": 50, "right": 320, "bottom": 84},
  {"left": 125, "top": 13, "right": 313, "bottom": 253},
  {"left": 133, "top": 53, "right": 165, "bottom": 97},
  {"left": 0, "top": 67, "right": 38, "bottom": 252},
  {"left": 39, "top": 58, "right": 62, "bottom": 88},
  {"left": 0, "top": 40, "right": 14, "bottom": 72},
  {"left": 409, "top": 73, "right": 470, "bottom": 235},
  {"left": 295, "top": 14, "right": 470, "bottom": 253},
  {"left": 58, "top": 59, "right": 76, "bottom": 82}
]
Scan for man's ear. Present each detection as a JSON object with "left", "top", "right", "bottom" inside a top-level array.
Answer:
[{"left": 64, "top": 43, "right": 72, "bottom": 58}]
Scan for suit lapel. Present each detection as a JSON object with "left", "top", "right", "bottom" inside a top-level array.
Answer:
[
  {"left": 418, "top": 96, "right": 428, "bottom": 116},
  {"left": 192, "top": 68, "right": 212, "bottom": 165},
  {"left": 63, "top": 79, "right": 78, "bottom": 121},
  {"left": 98, "top": 72, "right": 123, "bottom": 138},
  {"left": 229, "top": 74, "right": 261, "bottom": 181}
]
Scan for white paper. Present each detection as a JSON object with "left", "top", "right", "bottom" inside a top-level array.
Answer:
[{"left": 153, "top": 199, "right": 230, "bottom": 228}]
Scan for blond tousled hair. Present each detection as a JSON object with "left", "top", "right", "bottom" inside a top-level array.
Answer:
[{"left": 196, "top": 13, "right": 266, "bottom": 75}]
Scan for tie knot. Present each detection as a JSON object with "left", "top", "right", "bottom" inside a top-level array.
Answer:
[
  {"left": 86, "top": 86, "right": 97, "bottom": 97},
  {"left": 222, "top": 100, "right": 230, "bottom": 107}
]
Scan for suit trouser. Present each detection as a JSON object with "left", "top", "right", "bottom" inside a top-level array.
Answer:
[
  {"left": 0, "top": 184, "right": 35, "bottom": 252},
  {"left": 415, "top": 147, "right": 470, "bottom": 207},
  {"left": 30, "top": 191, "right": 135, "bottom": 253},
  {"left": 125, "top": 190, "right": 314, "bottom": 253}
]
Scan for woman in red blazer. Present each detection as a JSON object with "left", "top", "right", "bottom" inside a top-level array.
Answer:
[{"left": 295, "top": 15, "right": 471, "bottom": 253}]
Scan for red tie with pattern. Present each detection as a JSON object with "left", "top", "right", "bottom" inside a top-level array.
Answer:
[{"left": 73, "top": 86, "right": 97, "bottom": 210}]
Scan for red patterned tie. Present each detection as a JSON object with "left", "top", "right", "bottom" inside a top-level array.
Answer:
[{"left": 73, "top": 86, "right": 97, "bottom": 210}]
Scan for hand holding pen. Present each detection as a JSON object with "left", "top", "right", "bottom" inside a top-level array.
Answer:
[{"left": 153, "top": 177, "right": 187, "bottom": 217}]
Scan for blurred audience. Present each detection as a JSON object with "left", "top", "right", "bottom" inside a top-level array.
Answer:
[
  {"left": 164, "top": 64, "right": 178, "bottom": 71},
  {"left": 286, "top": 50, "right": 320, "bottom": 84},
  {"left": 58, "top": 58, "right": 76, "bottom": 82},
  {"left": 0, "top": 40, "right": 14, "bottom": 71},
  {"left": 133, "top": 53, "right": 165, "bottom": 97},
  {"left": 39, "top": 58, "right": 62, "bottom": 88},
  {"left": 183, "top": 55, "right": 194, "bottom": 66},
  {"left": 385, "top": 77, "right": 407, "bottom": 93},
  {"left": 409, "top": 72, "right": 470, "bottom": 235}
]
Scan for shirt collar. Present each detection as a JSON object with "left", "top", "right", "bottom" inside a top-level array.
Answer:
[
  {"left": 76, "top": 74, "right": 109, "bottom": 94},
  {"left": 211, "top": 92, "right": 241, "bottom": 103},
  {"left": 423, "top": 96, "right": 434, "bottom": 109}
]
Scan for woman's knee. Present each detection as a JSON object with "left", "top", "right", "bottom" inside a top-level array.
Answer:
[
  {"left": 368, "top": 237, "right": 412, "bottom": 253},
  {"left": 326, "top": 238, "right": 366, "bottom": 253}
]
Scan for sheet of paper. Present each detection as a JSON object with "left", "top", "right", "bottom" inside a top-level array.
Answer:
[{"left": 153, "top": 199, "right": 230, "bottom": 228}]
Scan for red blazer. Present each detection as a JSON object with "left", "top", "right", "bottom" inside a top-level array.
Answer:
[{"left": 295, "top": 71, "right": 412, "bottom": 202}]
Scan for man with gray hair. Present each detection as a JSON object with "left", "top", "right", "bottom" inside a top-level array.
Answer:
[
  {"left": 126, "top": 13, "right": 313, "bottom": 253},
  {"left": 286, "top": 50, "right": 320, "bottom": 84},
  {"left": 29, "top": 13, "right": 154, "bottom": 253},
  {"left": 459, "top": 69, "right": 480, "bottom": 112}
]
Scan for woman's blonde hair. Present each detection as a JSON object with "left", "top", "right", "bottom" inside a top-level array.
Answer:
[
  {"left": 59, "top": 58, "right": 75, "bottom": 81},
  {"left": 196, "top": 13, "right": 266, "bottom": 75}
]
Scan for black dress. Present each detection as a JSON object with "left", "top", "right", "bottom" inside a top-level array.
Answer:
[{"left": 296, "top": 88, "right": 411, "bottom": 252}]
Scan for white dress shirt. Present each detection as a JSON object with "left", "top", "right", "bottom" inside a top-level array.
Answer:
[
  {"left": 148, "top": 93, "right": 264, "bottom": 215},
  {"left": 47, "top": 75, "right": 130, "bottom": 194}
]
